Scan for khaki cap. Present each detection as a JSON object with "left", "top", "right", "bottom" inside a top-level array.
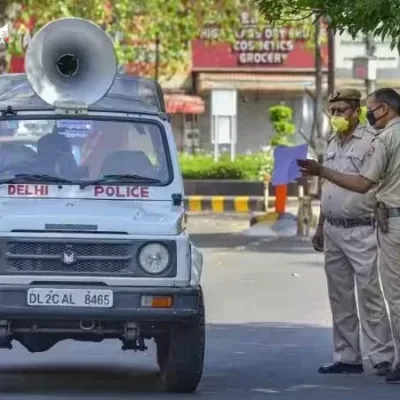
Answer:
[{"left": 328, "top": 89, "right": 362, "bottom": 103}]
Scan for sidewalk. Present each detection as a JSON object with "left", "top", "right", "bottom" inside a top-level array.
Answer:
[
  {"left": 242, "top": 206, "right": 321, "bottom": 240},
  {"left": 187, "top": 203, "right": 320, "bottom": 220},
  {"left": 185, "top": 196, "right": 317, "bottom": 213}
]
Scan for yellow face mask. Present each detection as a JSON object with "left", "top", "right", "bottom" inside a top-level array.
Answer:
[{"left": 330, "top": 116, "right": 349, "bottom": 133}]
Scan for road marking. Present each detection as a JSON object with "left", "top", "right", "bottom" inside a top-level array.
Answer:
[
  {"left": 234, "top": 196, "right": 249, "bottom": 212},
  {"left": 252, "top": 388, "right": 280, "bottom": 393},
  {"left": 211, "top": 196, "right": 224, "bottom": 212},
  {"left": 188, "top": 196, "right": 203, "bottom": 212}
]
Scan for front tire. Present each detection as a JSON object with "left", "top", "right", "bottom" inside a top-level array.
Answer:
[{"left": 157, "top": 287, "right": 205, "bottom": 393}]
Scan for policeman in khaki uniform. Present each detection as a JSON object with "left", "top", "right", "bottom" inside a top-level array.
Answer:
[
  {"left": 312, "top": 89, "right": 394, "bottom": 377},
  {"left": 298, "top": 87, "right": 400, "bottom": 383}
]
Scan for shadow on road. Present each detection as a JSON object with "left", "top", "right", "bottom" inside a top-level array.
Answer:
[
  {"left": 0, "top": 322, "right": 391, "bottom": 398},
  {"left": 190, "top": 233, "right": 260, "bottom": 249},
  {"left": 191, "top": 232, "right": 317, "bottom": 256},
  {"left": 243, "top": 237, "right": 317, "bottom": 255}
]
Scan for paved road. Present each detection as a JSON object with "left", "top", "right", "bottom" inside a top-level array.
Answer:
[{"left": 0, "top": 215, "right": 398, "bottom": 399}]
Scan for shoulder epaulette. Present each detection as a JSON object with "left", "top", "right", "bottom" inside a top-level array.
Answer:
[
  {"left": 327, "top": 133, "right": 335, "bottom": 144},
  {"left": 363, "top": 125, "right": 377, "bottom": 136},
  {"left": 355, "top": 123, "right": 374, "bottom": 137}
]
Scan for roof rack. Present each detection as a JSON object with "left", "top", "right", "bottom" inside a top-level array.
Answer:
[
  {"left": 0, "top": 73, "right": 166, "bottom": 113},
  {"left": 108, "top": 74, "right": 166, "bottom": 113}
]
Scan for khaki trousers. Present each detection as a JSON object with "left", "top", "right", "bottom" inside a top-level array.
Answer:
[
  {"left": 378, "top": 216, "right": 400, "bottom": 364},
  {"left": 324, "top": 222, "right": 394, "bottom": 366}
]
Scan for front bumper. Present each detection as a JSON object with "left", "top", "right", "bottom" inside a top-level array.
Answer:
[{"left": 0, "top": 285, "right": 201, "bottom": 321}]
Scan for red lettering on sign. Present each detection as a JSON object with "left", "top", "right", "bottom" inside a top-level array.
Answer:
[
  {"left": 140, "top": 187, "right": 149, "bottom": 197},
  {"left": 94, "top": 186, "right": 104, "bottom": 196},
  {"left": 17, "top": 184, "right": 26, "bottom": 195},
  {"left": 105, "top": 187, "right": 114, "bottom": 196},
  {"left": 130, "top": 187, "right": 138, "bottom": 197},
  {"left": 7, "top": 184, "right": 49, "bottom": 196},
  {"left": 115, "top": 186, "right": 125, "bottom": 197},
  {"left": 35, "top": 185, "right": 48, "bottom": 196},
  {"left": 94, "top": 185, "right": 150, "bottom": 198}
]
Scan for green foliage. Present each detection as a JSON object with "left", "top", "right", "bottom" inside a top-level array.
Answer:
[
  {"left": 7, "top": 0, "right": 249, "bottom": 77},
  {"left": 269, "top": 104, "right": 293, "bottom": 121},
  {"left": 179, "top": 151, "right": 274, "bottom": 180},
  {"left": 254, "top": 0, "right": 400, "bottom": 51},
  {"left": 359, "top": 106, "right": 368, "bottom": 125},
  {"left": 4, "top": 1, "right": 324, "bottom": 77},
  {"left": 268, "top": 104, "right": 296, "bottom": 147}
]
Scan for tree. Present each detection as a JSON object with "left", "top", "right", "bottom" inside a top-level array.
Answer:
[
  {"left": 6, "top": 0, "right": 250, "bottom": 77},
  {"left": 0, "top": 1, "right": 13, "bottom": 73},
  {"left": 254, "top": 0, "right": 400, "bottom": 50},
  {"left": 268, "top": 104, "right": 296, "bottom": 147}
]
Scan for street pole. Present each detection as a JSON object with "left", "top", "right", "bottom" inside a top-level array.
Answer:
[
  {"left": 297, "top": 19, "right": 325, "bottom": 234},
  {"left": 327, "top": 24, "right": 335, "bottom": 94},
  {"left": 365, "top": 32, "right": 376, "bottom": 94},
  {"left": 155, "top": 33, "right": 160, "bottom": 82},
  {"left": 313, "top": 17, "right": 324, "bottom": 198}
]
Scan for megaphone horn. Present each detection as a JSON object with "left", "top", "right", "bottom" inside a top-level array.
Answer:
[{"left": 25, "top": 17, "right": 117, "bottom": 106}]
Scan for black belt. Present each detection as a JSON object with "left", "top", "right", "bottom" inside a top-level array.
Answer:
[{"left": 326, "top": 217, "right": 375, "bottom": 228}]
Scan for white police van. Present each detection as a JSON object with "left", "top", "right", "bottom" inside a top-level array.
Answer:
[{"left": 0, "top": 17, "right": 205, "bottom": 393}]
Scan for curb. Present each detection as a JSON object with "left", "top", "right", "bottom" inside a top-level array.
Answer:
[
  {"left": 185, "top": 196, "right": 264, "bottom": 213},
  {"left": 249, "top": 211, "right": 279, "bottom": 226},
  {"left": 184, "top": 196, "right": 299, "bottom": 213},
  {"left": 250, "top": 211, "right": 319, "bottom": 229}
]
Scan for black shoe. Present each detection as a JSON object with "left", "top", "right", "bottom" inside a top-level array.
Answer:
[
  {"left": 318, "top": 362, "right": 364, "bottom": 374},
  {"left": 386, "top": 363, "right": 400, "bottom": 383},
  {"left": 374, "top": 362, "right": 392, "bottom": 377}
]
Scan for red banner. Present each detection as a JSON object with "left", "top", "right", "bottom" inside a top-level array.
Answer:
[
  {"left": 192, "top": 13, "right": 328, "bottom": 71},
  {"left": 8, "top": 15, "right": 35, "bottom": 73}
]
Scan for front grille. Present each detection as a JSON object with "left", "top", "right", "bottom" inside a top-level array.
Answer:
[
  {"left": 5, "top": 241, "right": 132, "bottom": 275},
  {"left": 0, "top": 239, "right": 177, "bottom": 277},
  {"left": 9, "top": 243, "right": 128, "bottom": 257},
  {"left": 7, "top": 258, "right": 130, "bottom": 274}
]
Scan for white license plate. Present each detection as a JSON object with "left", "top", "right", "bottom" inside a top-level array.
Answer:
[{"left": 27, "top": 288, "right": 114, "bottom": 308}]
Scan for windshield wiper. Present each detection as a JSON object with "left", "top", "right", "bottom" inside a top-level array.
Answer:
[
  {"left": 0, "top": 174, "right": 73, "bottom": 185},
  {"left": 79, "top": 174, "right": 161, "bottom": 189}
]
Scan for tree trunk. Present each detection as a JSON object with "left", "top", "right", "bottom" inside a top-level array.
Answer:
[
  {"left": 313, "top": 17, "right": 324, "bottom": 198},
  {"left": 155, "top": 33, "right": 160, "bottom": 81},
  {"left": 327, "top": 24, "right": 335, "bottom": 94},
  {"left": 0, "top": 0, "right": 9, "bottom": 74},
  {"left": 365, "top": 32, "right": 376, "bottom": 94}
]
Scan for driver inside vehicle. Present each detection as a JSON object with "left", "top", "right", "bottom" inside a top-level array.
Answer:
[
  {"left": 80, "top": 121, "right": 159, "bottom": 180},
  {"left": 0, "top": 119, "right": 170, "bottom": 185},
  {"left": 35, "top": 132, "right": 87, "bottom": 179}
]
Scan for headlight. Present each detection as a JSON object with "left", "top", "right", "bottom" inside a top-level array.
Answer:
[{"left": 138, "top": 243, "right": 170, "bottom": 274}]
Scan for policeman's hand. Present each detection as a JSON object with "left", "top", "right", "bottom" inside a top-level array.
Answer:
[
  {"left": 296, "top": 159, "right": 323, "bottom": 177},
  {"left": 312, "top": 227, "right": 324, "bottom": 252}
]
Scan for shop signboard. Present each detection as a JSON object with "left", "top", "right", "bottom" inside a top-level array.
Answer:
[{"left": 192, "top": 11, "right": 328, "bottom": 71}]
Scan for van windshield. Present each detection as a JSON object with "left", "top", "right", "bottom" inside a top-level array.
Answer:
[{"left": 0, "top": 119, "right": 171, "bottom": 185}]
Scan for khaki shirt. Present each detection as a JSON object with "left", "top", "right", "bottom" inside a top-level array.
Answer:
[
  {"left": 321, "top": 124, "right": 377, "bottom": 219},
  {"left": 360, "top": 116, "right": 400, "bottom": 207}
]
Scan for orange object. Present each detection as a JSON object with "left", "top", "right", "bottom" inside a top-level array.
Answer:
[
  {"left": 150, "top": 296, "right": 173, "bottom": 308},
  {"left": 141, "top": 295, "right": 173, "bottom": 308},
  {"left": 275, "top": 184, "right": 287, "bottom": 214}
]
